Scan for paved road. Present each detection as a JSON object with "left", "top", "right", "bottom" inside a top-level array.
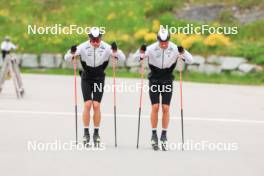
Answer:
[{"left": 0, "top": 74, "right": 263, "bottom": 176}]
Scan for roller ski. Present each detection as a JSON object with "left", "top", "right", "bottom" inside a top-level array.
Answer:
[
  {"left": 160, "top": 133, "right": 168, "bottom": 151},
  {"left": 83, "top": 134, "right": 90, "bottom": 147},
  {"left": 151, "top": 133, "right": 159, "bottom": 151},
  {"left": 93, "top": 133, "right": 101, "bottom": 148}
]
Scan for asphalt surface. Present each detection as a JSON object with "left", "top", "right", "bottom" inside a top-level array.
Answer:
[{"left": 0, "top": 74, "right": 264, "bottom": 176}]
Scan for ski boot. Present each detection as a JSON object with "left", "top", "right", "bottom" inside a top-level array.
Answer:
[
  {"left": 93, "top": 133, "right": 101, "bottom": 148},
  {"left": 151, "top": 133, "right": 159, "bottom": 151},
  {"left": 160, "top": 133, "right": 168, "bottom": 151},
  {"left": 83, "top": 134, "right": 90, "bottom": 147},
  {"left": 19, "top": 88, "right": 25, "bottom": 98}
]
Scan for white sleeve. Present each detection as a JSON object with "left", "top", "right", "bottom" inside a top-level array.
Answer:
[
  {"left": 104, "top": 46, "right": 112, "bottom": 61},
  {"left": 64, "top": 45, "right": 81, "bottom": 62},
  {"left": 116, "top": 49, "right": 126, "bottom": 61},
  {"left": 106, "top": 45, "right": 126, "bottom": 61},
  {"left": 134, "top": 47, "right": 150, "bottom": 62},
  {"left": 183, "top": 49, "right": 193, "bottom": 64},
  {"left": 10, "top": 42, "right": 17, "bottom": 50}
]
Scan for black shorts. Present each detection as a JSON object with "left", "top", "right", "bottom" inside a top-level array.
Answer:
[
  {"left": 81, "top": 78, "right": 104, "bottom": 102},
  {"left": 2, "top": 50, "right": 10, "bottom": 60},
  {"left": 149, "top": 80, "right": 173, "bottom": 105}
]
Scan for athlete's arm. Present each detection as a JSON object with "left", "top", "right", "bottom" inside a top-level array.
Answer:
[
  {"left": 111, "top": 42, "right": 126, "bottom": 61},
  {"left": 177, "top": 46, "right": 193, "bottom": 64},
  {"left": 64, "top": 45, "right": 81, "bottom": 62},
  {"left": 134, "top": 44, "right": 149, "bottom": 62},
  {"left": 10, "top": 42, "right": 17, "bottom": 50}
]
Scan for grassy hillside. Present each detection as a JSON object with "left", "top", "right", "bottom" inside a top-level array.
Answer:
[{"left": 0, "top": 0, "right": 264, "bottom": 64}]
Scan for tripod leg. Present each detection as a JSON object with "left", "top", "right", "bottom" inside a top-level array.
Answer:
[
  {"left": 11, "top": 59, "right": 24, "bottom": 97},
  {"left": 9, "top": 60, "right": 20, "bottom": 99},
  {"left": 0, "top": 58, "right": 9, "bottom": 92}
]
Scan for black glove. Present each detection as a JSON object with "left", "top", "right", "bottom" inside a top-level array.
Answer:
[
  {"left": 111, "top": 42, "right": 117, "bottom": 51},
  {"left": 71, "top": 45, "right": 77, "bottom": 53},
  {"left": 139, "top": 44, "right": 147, "bottom": 60},
  {"left": 140, "top": 44, "right": 147, "bottom": 52},
  {"left": 177, "top": 46, "right": 184, "bottom": 53},
  {"left": 177, "top": 46, "right": 186, "bottom": 62}
]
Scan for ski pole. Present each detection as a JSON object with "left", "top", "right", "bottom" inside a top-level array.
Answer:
[
  {"left": 177, "top": 46, "right": 185, "bottom": 151},
  {"left": 73, "top": 56, "right": 78, "bottom": 145},
  {"left": 179, "top": 58, "right": 185, "bottom": 150},
  {"left": 112, "top": 55, "right": 117, "bottom": 147},
  {"left": 136, "top": 58, "right": 144, "bottom": 149}
]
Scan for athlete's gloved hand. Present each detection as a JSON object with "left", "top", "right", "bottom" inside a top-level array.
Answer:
[
  {"left": 177, "top": 46, "right": 184, "bottom": 54},
  {"left": 111, "top": 42, "right": 117, "bottom": 52},
  {"left": 111, "top": 42, "right": 118, "bottom": 59},
  {"left": 71, "top": 45, "right": 77, "bottom": 54},
  {"left": 140, "top": 44, "right": 147, "bottom": 60},
  {"left": 177, "top": 46, "right": 185, "bottom": 62},
  {"left": 140, "top": 44, "right": 147, "bottom": 52}
]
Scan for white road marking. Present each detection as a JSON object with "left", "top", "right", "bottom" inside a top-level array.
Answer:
[{"left": 0, "top": 109, "right": 264, "bottom": 124}]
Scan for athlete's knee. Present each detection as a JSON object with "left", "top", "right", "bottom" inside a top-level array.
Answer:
[
  {"left": 162, "top": 104, "right": 170, "bottom": 114},
  {"left": 93, "top": 101, "right": 101, "bottom": 111},
  {"left": 84, "top": 101, "right": 92, "bottom": 110},
  {"left": 152, "top": 104, "right": 160, "bottom": 113}
]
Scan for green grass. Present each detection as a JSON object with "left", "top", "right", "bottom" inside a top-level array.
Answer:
[
  {"left": 0, "top": 1, "right": 263, "bottom": 57},
  {"left": 20, "top": 68, "right": 264, "bottom": 86},
  {"left": 1, "top": 0, "right": 264, "bottom": 77},
  {"left": 181, "top": 71, "right": 264, "bottom": 85}
]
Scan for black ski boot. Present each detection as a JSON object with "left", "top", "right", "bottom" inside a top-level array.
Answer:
[
  {"left": 160, "top": 133, "right": 168, "bottom": 151},
  {"left": 19, "top": 88, "right": 25, "bottom": 98},
  {"left": 83, "top": 134, "right": 90, "bottom": 147},
  {"left": 151, "top": 133, "right": 159, "bottom": 151},
  {"left": 93, "top": 133, "right": 101, "bottom": 147}
]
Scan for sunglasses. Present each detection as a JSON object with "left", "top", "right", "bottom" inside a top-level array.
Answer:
[
  {"left": 90, "top": 38, "right": 101, "bottom": 44},
  {"left": 160, "top": 41, "right": 168, "bottom": 45},
  {"left": 160, "top": 41, "right": 169, "bottom": 48}
]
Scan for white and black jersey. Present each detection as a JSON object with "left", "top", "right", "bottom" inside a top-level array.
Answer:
[
  {"left": 134, "top": 41, "right": 193, "bottom": 81},
  {"left": 1, "top": 41, "right": 17, "bottom": 59},
  {"left": 65, "top": 41, "right": 125, "bottom": 80}
]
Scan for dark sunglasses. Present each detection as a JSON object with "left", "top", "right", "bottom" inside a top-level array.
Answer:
[{"left": 90, "top": 38, "right": 101, "bottom": 44}]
